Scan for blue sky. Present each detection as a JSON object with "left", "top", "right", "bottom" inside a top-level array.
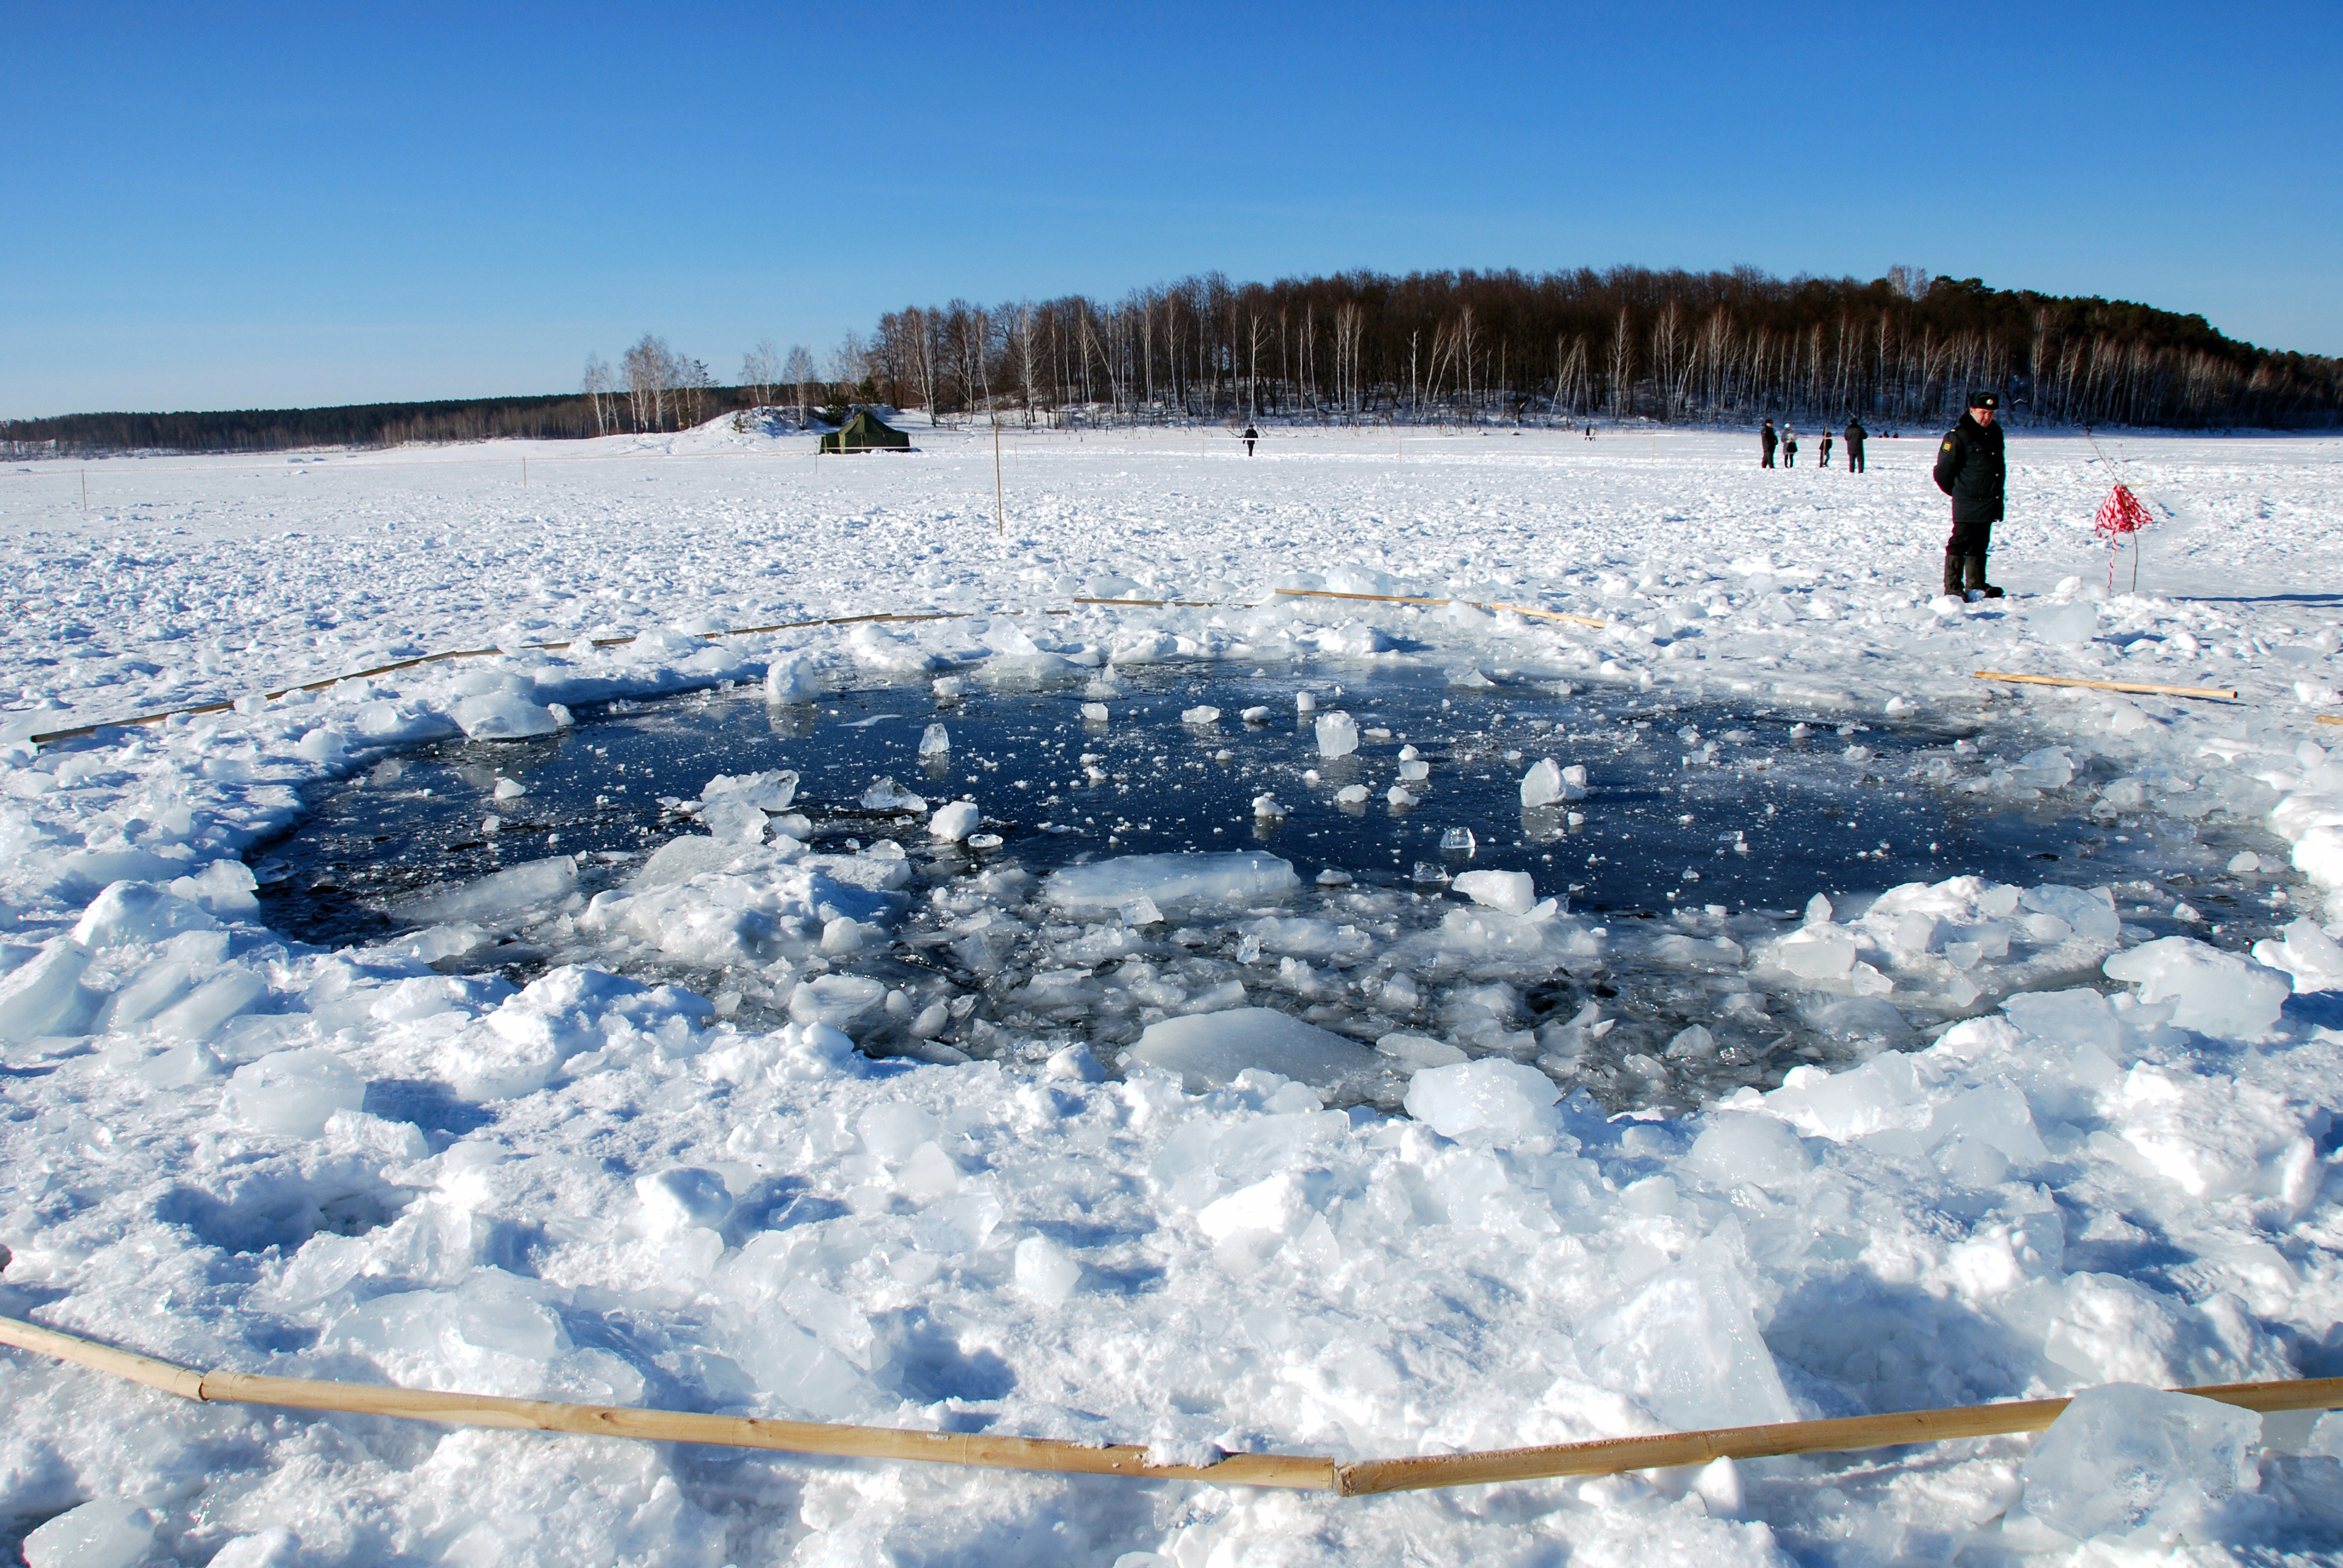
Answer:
[{"left": 4, "top": 1, "right": 2336, "bottom": 417}]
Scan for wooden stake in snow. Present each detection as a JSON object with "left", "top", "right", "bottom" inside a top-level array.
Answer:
[
  {"left": 8, "top": 1313, "right": 2331, "bottom": 1495},
  {"left": 994, "top": 420, "right": 1005, "bottom": 538},
  {"left": 1973, "top": 671, "right": 2238, "bottom": 701}
]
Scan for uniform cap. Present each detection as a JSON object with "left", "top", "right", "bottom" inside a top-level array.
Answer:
[{"left": 1967, "top": 390, "right": 2000, "bottom": 410}]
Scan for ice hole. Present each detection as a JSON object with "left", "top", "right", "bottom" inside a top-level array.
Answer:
[{"left": 257, "top": 668, "right": 2295, "bottom": 1114}]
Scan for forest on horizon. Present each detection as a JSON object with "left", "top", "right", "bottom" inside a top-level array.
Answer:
[{"left": 7, "top": 264, "right": 2336, "bottom": 456}]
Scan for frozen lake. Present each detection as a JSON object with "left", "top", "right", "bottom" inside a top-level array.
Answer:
[{"left": 5, "top": 424, "right": 2342, "bottom": 1565}]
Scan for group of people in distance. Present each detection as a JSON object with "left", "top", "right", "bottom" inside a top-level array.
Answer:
[
  {"left": 1760, "top": 392, "right": 2007, "bottom": 601},
  {"left": 1759, "top": 416, "right": 1867, "bottom": 472}
]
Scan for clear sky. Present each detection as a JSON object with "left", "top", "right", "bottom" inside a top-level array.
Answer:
[{"left": 4, "top": 1, "right": 2336, "bottom": 419}]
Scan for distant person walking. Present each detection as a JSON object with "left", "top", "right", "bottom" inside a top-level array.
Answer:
[
  {"left": 1844, "top": 417, "right": 1867, "bottom": 472},
  {"left": 1242, "top": 423, "right": 1259, "bottom": 456},
  {"left": 1933, "top": 391, "right": 2006, "bottom": 598},
  {"left": 1781, "top": 427, "right": 1799, "bottom": 468},
  {"left": 1760, "top": 419, "right": 1778, "bottom": 468},
  {"left": 1818, "top": 430, "right": 1833, "bottom": 468}
]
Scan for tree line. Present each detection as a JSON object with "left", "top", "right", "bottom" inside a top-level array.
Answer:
[
  {"left": 7, "top": 267, "right": 2334, "bottom": 457},
  {"left": 851, "top": 266, "right": 2338, "bottom": 431}
]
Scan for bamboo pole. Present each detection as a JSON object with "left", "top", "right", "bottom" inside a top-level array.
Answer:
[
  {"left": 2, "top": 1315, "right": 2337, "bottom": 1495},
  {"left": 1973, "top": 671, "right": 2237, "bottom": 701},
  {"left": 1271, "top": 586, "right": 1606, "bottom": 629}
]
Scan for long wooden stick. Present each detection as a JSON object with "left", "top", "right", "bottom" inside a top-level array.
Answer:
[
  {"left": 5, "top": 1314, "right": 2336, "bottom": 1495},
  {"left": 1271, "top": 587, "right": 1606, "bottom": 629},
  {"left": 23, "top": 611, "right": 980, "bottom": 745},
  {"left": 0, "top": 1315, "right": 1329, "bottom": 1489},
  {"left": 1973, "top": 671, "right": 2238, "bottom": 701}
]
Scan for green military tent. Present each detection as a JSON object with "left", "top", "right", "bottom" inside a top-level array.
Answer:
[{"left": 819, "top": 410, "right": 912, "bottom": 453}]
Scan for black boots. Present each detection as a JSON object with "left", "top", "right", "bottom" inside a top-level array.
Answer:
[{"left": 1944, "top": 549, "right": 2004, "bottom": 599}]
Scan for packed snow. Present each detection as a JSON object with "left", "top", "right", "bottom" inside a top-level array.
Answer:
[{"left": 2, "top": 420, "right": 2342, "bottom": 1564}]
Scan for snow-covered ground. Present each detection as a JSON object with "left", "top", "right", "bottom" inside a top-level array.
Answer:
[{"left": 3, "top": 419, "right": 2343, "bottom": 1564}]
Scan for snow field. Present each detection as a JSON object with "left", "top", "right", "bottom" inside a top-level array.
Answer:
[{"left": 1, "top": 421, "right": 2342, "bottom": 1562}]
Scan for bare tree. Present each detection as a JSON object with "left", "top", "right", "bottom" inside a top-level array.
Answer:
[
  {"left": 582, "top": 353, "right": 615, "bottom": 436},
  {"left": 621, "top": 334, "right": 675, "bottom": 431},
  {"left": 782, "top": 344, "right": 816, "bottom": 425},
  {"left": 741, "top": 340, "right": 781, "bottom": 406}
]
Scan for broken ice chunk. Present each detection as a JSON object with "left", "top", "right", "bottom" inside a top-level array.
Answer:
[
  {"left": 919, "top": 723, "right": 951, "bottom": 756},
  {"left": 2019, "top": 1383, "right": 2259, "bottom": 1542},
  {"left": 861, "top": 776, "right": 929, "bottom": 812},
  {"left": 929, "top": 800, "right": 981, "bottom": 842},
  {"left": 493, "top": 777, "right": 527, "bottom": 800},
  {"left": 635, "top": 1168, "right": 733, "bottom": 1233},
  {"left": 1404, "top": 1058, "right": 1559, "bottom": 1143},
  {"left": 1046, "top": 852, "right": 1299, "bottom": 915},
  {"left": 223, "top": 1047, "right": 365, "bottom": 1137},
  {"left": 1240, "top": 706, "right": 1270, "bottom": 724},
  {"left": 1335, "top": 784, "right": 1371, "bottom": 805},
  {"left": 1081, "top": 701, "right": 1109, "bottom": 722},
  {"left": 1124, "top": 1006, "right": 1375, "bottom": 1091},
  {"left": 2251, "top": 916, "right": 2343, "bottom": 991},
  {"left": 1119, "top": 896, "right": 1164, "bottom": 927},
  {"left": 1295, "top": 691, "right": 1317, "bottom": 714},
  {"left": 1387, "top": 786, "right": 1418, "bottom": 807},
  {"left": 1182, "top": 705, "right": 1222, "bottom": 725},
  {"left": 1453, "top": 869, "right": 1535, "bottom": 916},
  {"left": 1314, "top": 711, "right": 1359, "bottom": 757},
  {"left": 1251, "top": 794, "right": 1287, "bottom": 819},
  {"left": 699, "top": 798, "right": 769, "bottom": 845},
  {"left": 1398, "top": 759, "right": 1430, "bottom": 782},
  {"left": 1375, "top": 1031, "right": 1469, "bottom": 1071},
  {"left": 1521, "top": 757, "right": 1565, "bottom": 807},
  {"left": 2103, "top": 936, "right": 2288, "bottom": 1038},
  {"left": 1014, "top": 1235, "right": 1082, "bottom": 1305},
  {"left": 702, "top": 769, "right": 799, "bottom": 811},
  {"left": 1439, "top": 827, "right": 1476, "bottom": 855}
]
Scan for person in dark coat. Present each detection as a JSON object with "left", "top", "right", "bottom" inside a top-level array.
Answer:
[
  {"left": 1933, "top": 391, "right": 2006, "bottom": 598},
  {"left": 1242, "top": 424, "right": 1259, "bottom": 455},
  {"left": 1844, "top": 417, "right": 1867, "bottom": 472},
  {"left": 1760, "top": 419, "right": 1777, "bottom": 468},
  {"left": 1818, "top": 430, "right": 1834, "bottom": 467}
]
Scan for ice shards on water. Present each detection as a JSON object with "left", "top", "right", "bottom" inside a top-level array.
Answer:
[
  {"left": 1125, "top": 1006, "right": 1376, "bottom": 1091},
  {"left": 450, "top": 690, "right": 566, "bottom": 740},
  {"left": 860, "top": 777, "right": 928, "bottom": 812},
  {"left": 1453, "top": 869, "right": 1536, "bottom": 916},
  {"left": 919, "top": 723, "right": 951, "bottom": 757},
  {"left": 929, "top": 800, "right": 981, "bottom": 842},
  {"left": 1314, "top": 711, "right": 1358, "bottom": 757},
  {"left": 394, "top": 856, "right": 578, "bottom": 926},
  {"left": 703, "top": 769, "right": 799, "bottom": 812},
  {"left": 2019, "top": 1383, "right": 2260, "bottom": 1542},
  {"left": 1045, "top": 852, "right": 1299, "bottom": 915},
  {"left": 1519, "top": 757, "right": 1589, "bottom": 807}
]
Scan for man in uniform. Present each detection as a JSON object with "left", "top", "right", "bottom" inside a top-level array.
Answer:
[
  {"left": 1843, "top": 416, "right": 1866, "bottom": 472},
  {"left": 1760, "top": 419, "right": 1778, "bottom": 468},
  {"left": 1933, "top": 391, "right": 2005, "bottom": 598}
]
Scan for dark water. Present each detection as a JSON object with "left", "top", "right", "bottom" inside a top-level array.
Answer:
[{"left": 258, "top": 666, "right": 2264, "bottom": 952}]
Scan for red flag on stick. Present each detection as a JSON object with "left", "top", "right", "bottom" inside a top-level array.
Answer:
[{"left": 2093, "top": 482, "right": 2154, "bottom": 594}]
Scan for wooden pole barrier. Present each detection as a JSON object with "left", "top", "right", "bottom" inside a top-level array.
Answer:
[
  {"left": 1335, "top": 1376, "right": 2343, "bottom": 1495},
  {"left": 5, "top": 1314, "right": 2335, "bottom": 1496},
  {"left": 0, "top": 1314, "right": 1328, "bottom": 1488},
  {"left": 1271, "top": 587, "right": 1606, "bottom": 630},
  {"left": 1973, "top": 671, "right": 2238, "bottom": 701}
]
